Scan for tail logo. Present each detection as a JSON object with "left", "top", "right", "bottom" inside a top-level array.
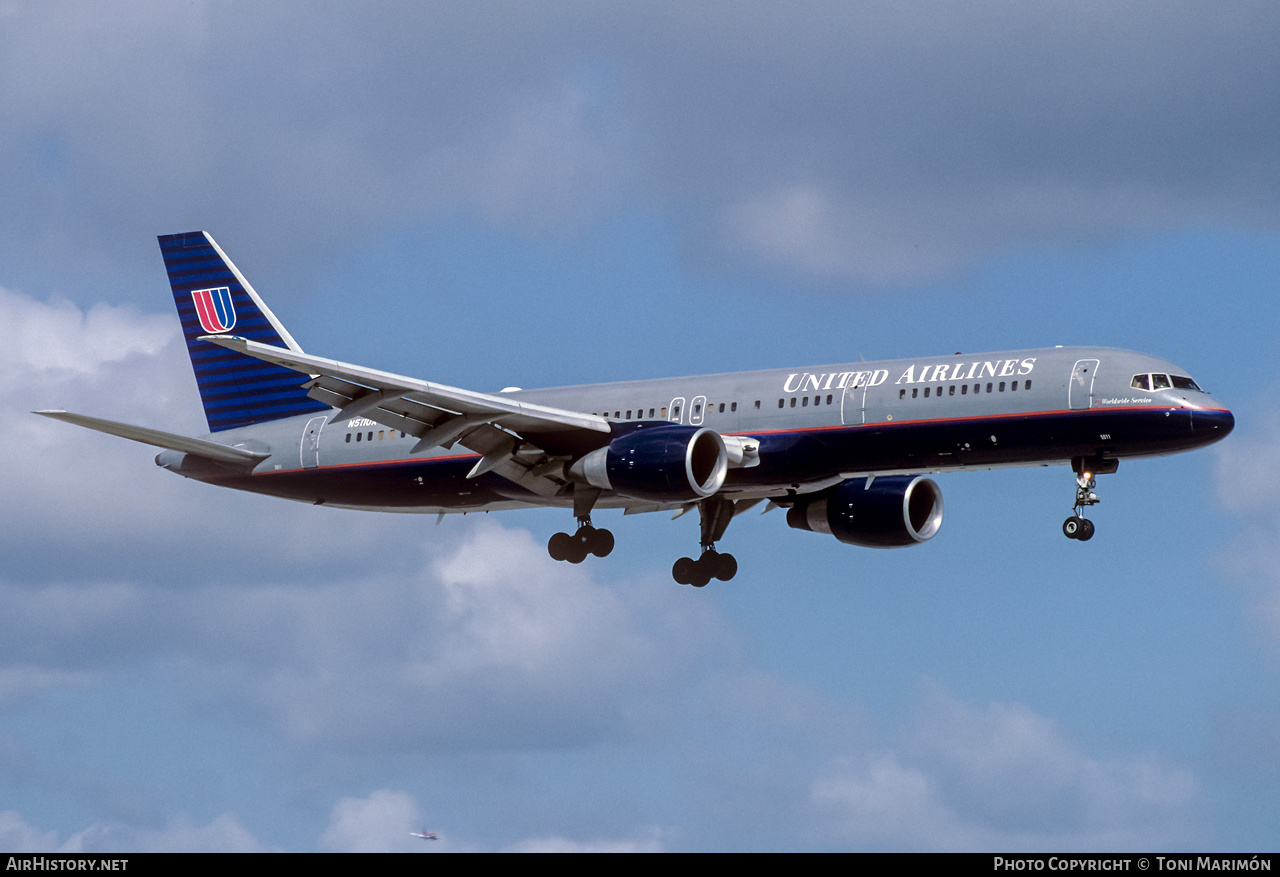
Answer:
[{"left": 191, "top": 287, "right": 237, "bottom": 333}]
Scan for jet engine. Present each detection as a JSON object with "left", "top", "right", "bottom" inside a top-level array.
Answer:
[
  {"left": 786, "top": 475, "right": 944, "bottom": 547},
  {"left": 568, "top": 424, "right": 728, "bottom": 503}
]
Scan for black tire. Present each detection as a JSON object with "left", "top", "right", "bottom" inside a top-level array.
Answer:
[
  {"left": 1062, "top": 516, "right": 1081, "bottom": 539},
  {"left": 1077, "top": 518, "right": 1095, "bottom": 541},
  {"left": 672, "top": 557, "right": 695, "bottom": 585},
  {"left": 590, "top": 528, "right": 615, "bottom": 557},
  {"left": 713, "top": 552, "right": 738, "bottom": 581},
  {"left": 548, "top": 531, "right": 571, "bottom": 561}
]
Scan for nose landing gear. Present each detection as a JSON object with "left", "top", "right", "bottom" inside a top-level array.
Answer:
[{"left": 1063, "top": 456, "right": 1115, "bottom": 541}]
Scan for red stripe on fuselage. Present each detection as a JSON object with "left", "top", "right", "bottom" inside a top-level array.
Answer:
[{"left": 246, "top": 405, "right": 1215, "bottom": 476}]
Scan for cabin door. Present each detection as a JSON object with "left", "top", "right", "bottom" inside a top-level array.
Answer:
[
  {"left": 1069, "top": 359, "right": 1099, "bottom": 410},
  {"left": 841, "top": 373, "right": 868, "bottom": 426},
  {"left": 301, "top": 415, "right": 329, "bottom": 468}
]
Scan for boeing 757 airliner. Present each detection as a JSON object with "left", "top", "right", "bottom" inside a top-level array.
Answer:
[{"left": 37, "top": 232, "right": 1234, "bottom": 586}]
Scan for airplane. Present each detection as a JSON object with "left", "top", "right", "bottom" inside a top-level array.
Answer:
[
  {"left": 410, "top": 830, "right": 439, "bottom": 841},
  {"left": 37, "top": 231, "right": 1234, "bottom": 587}
]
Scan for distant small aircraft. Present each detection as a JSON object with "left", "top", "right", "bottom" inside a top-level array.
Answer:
[
  {"left": 411, "top": 831, "right": 439, "bottom": 841},
  {"left": 38, "top": 231, "right": 1234, "bottom": 586}
]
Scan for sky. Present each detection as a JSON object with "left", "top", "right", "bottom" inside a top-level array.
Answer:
[{"left": 2, "top": 0, "right": 1279, "bottom": 852}]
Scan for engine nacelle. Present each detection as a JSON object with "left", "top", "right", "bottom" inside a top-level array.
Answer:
[
  {"left": 786, "top": 475, "right": 944, "bottom": 547},
  {"left": 569, "top": 425, "right": 729, "bottom": 503}
]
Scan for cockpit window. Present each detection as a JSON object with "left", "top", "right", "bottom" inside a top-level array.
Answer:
[{"left": 1132, "top": 372, "right": 1203, "bottom": 393}]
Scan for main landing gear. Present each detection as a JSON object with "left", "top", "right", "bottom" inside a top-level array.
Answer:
[
  {"left": 548, "top": 485, "right": 615, "bottom": 564},
  {"left": 1062, "top": 456, "right": 1115, "bottom": 542},
  {"left": 547, "top": 523, "right": 614, "bottom": 563},
  {"left": 672, "top": 496, "right": 739, "bottom": 587}
]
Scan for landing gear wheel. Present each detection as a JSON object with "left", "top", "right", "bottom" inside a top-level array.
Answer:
[
  {"left": 548, "top": 531, "right": 571, "bottom": 560},
  {"left": 1062, "top": 516, "right": 1096, "bottom": 541},
  {"left": 589, "top": 527, "right": 615, "bottom": 557},
  {"left": 566, "top": 539, "right": 588, "bottom": 563},
  {"left": 688, "top": 559, "right": 711, "bottom": 588},
  {"left": 549, "top": 525, "right": 614, "bottom": 563},
  {"left": 712, "top": 552, "right": 738, "bottom": 581},
  {"left": 673, "top": 550, "right": 738, "bottom": 585}
]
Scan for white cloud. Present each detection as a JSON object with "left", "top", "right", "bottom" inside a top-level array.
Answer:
[
  {"left": 320, "top": 789, "right": 426, "bottom": 853},
  {"left": 502, "top": 830, "right": 664, "bottom": 853},
  {"left": 0, "top": 510, "right": 715, "bottom": 750},
  {"left": 0, "top": 286, "right": 174, "bottom": 377},
  {"left": 0, "top": 811, "right": 62, "bottom": 854},
  {"left": 1214, "top": 404, "right": 1280, "bottom": 645},
  {"left": 0, "top": 810, "right": 272, "bottom": 854},
  {"left": 720, "top": 184, "right": 970, "bottom": 285},
  {"left": 810, "top": 692, "right": 1198, "bottom": 851},
  {"left": 4, "top": 3, "right": 1279, "bottom": 288}
]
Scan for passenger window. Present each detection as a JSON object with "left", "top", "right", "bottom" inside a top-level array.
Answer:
[
  {"left": 1024, "top": 380, "right": 1031, "bottom": 390},
  {"left": 899, "top": 389, "right": 906, "bottom": 399},
  {"left": 626, "top": 410, "right": 632, "bottom": 419},
  {"left": 961, "top": 384, "right": 968, "bottom": 395},
  {"left": 732, "top": 402, "right": 738, "bottom": 412},
  {"left": 912, "top": 388, "right": 918, "bottom": 398},
  {"left": 826, "top": 394, "right": 832, "bottom": 405},
  {"left": 998, "top": 382, "right": 1005, "bottom": 392},
  {"left": 948, "top": 385, "right": 955, "bottom": 396},
  {"left": 924, "top": 387, "right": 930, "bottom": 397},
  {"left": 345, "top": 434, "right": 351, "bottom": 443},
  {"left": 802, "top": 397, "right": 809, "bottom": 406},
  {"left": 778, "top": 399, "right": 784, "bottom": 408},
  {"left": 986, "top": 383, "right": 993, "bottom": 393},
  {"left": 790, "top": 398, "right": 796, "bottom": 407},
  {"left": 1010, "top": 381, "right": 1016, "bottom": 391},
  {"left": 719, "top": 403, "right": 725, "bottom": 413},
  {"left": 356, "top": 432, "right": 361, "bottom": 441}
]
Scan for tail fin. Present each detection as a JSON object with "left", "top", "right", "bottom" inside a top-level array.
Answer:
[{"left": 158, "top": 232, "right": 330, "bottom": 432}]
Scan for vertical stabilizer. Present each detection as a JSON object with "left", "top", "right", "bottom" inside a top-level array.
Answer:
[{"left": 158, "top": 232, "right": 330, "bottom": 432}]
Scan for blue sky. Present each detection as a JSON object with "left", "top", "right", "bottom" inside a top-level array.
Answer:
[{"left": 2, "top": 1, "right": 1279, "bottom": 851}]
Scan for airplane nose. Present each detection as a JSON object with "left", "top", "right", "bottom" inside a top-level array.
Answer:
[{"left": 1193, "top": 407, "right": 1234, "bottom": 440}]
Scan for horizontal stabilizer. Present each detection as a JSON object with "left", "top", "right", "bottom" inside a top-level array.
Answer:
[{"left": 34, "top": 410, "right": 269, "bottom": 466}]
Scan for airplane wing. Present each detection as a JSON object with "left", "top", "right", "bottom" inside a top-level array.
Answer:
[
  {"left": 33, "top": 410, "right": 269, "bottom": 466},
  {"left": 200, "top": 334, "right": 612, "bottom": 494}
]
